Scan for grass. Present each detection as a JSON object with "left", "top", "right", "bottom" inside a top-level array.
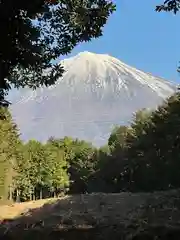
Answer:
[
  {"left": 0, "top": 197, "right": 60, "bottom": 220},
  {"left": 0, "top": 190, "right": 180, "bottom": 239}
]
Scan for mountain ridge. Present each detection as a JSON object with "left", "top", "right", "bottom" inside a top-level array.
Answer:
[{"left": 9, "top": 52, "right": 177, "bottom": 146}]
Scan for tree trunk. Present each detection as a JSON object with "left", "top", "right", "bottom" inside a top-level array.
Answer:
[
  {"left": 16, "top": 189, "right": 20, "bottom": 203},
  {"left": 40, "top": 188, "right": 43, "bottom": 199},
  {"left": 9, "top": 184, "right": 12, "bottom": 201},
  {"left": 53, "top": 191, "right": 57, "bottom": 198},
  {"left": 30, "top": 189, "right": 33, "bottom": 201}
]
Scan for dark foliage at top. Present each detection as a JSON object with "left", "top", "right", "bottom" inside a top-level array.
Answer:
[
  {"left": 156, "top": 0, "right": 180, "bottom": 13},
  {"left": 0, "top": 0, "right": 115, "bottom": 103}
]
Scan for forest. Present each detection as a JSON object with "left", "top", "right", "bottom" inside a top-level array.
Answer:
[{"left": 1, "top": 90, "right": 180, "bottom": 202}]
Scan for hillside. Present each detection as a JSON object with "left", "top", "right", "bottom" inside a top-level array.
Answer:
[
  {"left": 9, "top": 52, "right": 176, "bottom": 146},
  {"left": 1, "top": 190, "right": 180, "bottom": 239}
]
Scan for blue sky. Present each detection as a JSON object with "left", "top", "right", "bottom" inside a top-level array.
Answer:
[{"left": 64, "top": 0, "right": 180, "bottom": 83}]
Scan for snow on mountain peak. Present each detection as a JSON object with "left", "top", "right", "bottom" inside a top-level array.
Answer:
[
  {"left": 9, "top": 52, "right": 177, "bottom": 146},
  {"left": 60, "top": 51, "right": 175, "bottom": 99}
]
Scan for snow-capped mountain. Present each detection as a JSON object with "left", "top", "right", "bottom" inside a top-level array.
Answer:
[{"left": 9, "top": 51, "right": 176, "bottom": 146}]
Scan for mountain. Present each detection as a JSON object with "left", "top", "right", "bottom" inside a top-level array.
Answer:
[{"left": 8, "top": 51, "right": 176, "bottom": 146}]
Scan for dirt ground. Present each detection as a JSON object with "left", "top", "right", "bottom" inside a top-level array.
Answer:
[
  {"left": 0, "top": 197, "right": 64, "bottom": 220},
  {"left": 0, "top": 190, "right": 180, "bottom": 239}
]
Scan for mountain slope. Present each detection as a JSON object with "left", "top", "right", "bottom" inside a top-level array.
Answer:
[{"left": 9, "top": 52, "right": 176, "bottom": 146}]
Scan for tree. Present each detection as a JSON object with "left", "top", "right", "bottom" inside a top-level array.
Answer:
[
  {"left": 47, "top": 137, "right": 97, "bottom": 193},
  {"left": 87, "top": 126, "right": 134, "bottom": 193},
  {"left": 131, "top": 108, "right": 152, "bottom": 136},
  {"left": 156, "top": 1, "right": 180, "bottom": 71},
  {"left": 156, "top": 0, "right": 180, "bottom": 14},
  {"left": 0, "top": 107, "right": 21, "bottom": 201},
  {"left": 15, "top": 139, "right": 69, "bottom": 201},
  {"left": 116, "top": 92, "right": 180, "bottom": 192},
  {"left": 0, "top": 0, "right": 115, "bottom": 103},
  {"left": 108, "top": 125, "right": 133, "bottom": 151},
  {"left": 45, "top": 142, "right": 69, "bottom": 197},
  {"left": 68, "top": 139, "right": 97, "bottom": 193}
]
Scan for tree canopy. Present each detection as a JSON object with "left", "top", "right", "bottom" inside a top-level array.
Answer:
[
  {"left": 0, "top": 0, "right": 115, "bottom": 103},
  {"left": 156, "top": 0, "right": 180, "bottom": 14},
  {"left": 1, "top": 92, "right": 180, "bottom": 201}
]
